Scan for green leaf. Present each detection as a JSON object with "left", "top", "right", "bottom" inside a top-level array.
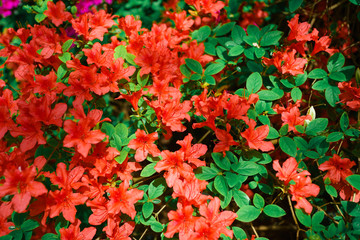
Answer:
[
  {"left": 195, "top": 166, "right": 218, "bottom": 180},
  {"left": 312, "top": 79, "right": 330, "bottom": 91},
  {"left": 350, "top": 0, "right": 360, "bottom": 5},
  {"left": 312, "top": 211, "right": 325, "bottom": 225},
  {"left": 326, "top": 132, "right": 344, "bottom": 142},
  {"left": 142, "top": 202, "right": 154, "bottom": 219},
  {"left": 58, "top": 52, "right": 71, "bottom": 63},
  {"left": 308, "top": 69, "right": 328, "bottom": 79},
  {"left": 295, "top": 72, "right": 308, "bottom": 86},
  {"left": 233, "top": 189, "right": 250, "bottom": 207},
  {"left": 325, "top": 184, "right": 338, "bottom": 197},
  {"left": 180, "top": 64, "right": 191, "bottom": 78},
  {"left": 140, "top": 163, "right": 157, "bottom": 177},
  {"left": 279, "top": 124, "right": 289, "bottom": 136},
  {"left": 327, "top": 52, "right": 345, "bottom": 73},
  {"left": 150, "top": 221, "right": 163, "bottom": 232},
  {"left": 9, "top": 230, "right": 23, "bottom": 240},
  {"left": 258, "top": 89, "right": 283, "bottom": 101},
  {"left": 263, "top": 205, "right": 286, "bottom": 217},
  {"left": 340, "top": 112, "right": 349, "bottom": 132},
  {"left": 228, "top": 45, "right": 244, "bottom": 56},
  {"left": 267, "top": 127, "right": 279, "bottom": 139},
  {"left": 237, "top": 205, "right": 261, "bottom": 222},
  {"left": 21, "top": 219, "right": 39, "bottom": 231},
  {"left": 254, "top": 48, "right": 265, "bottom": 58},
  {"left": 216, "top": 22, "right": 236, "bottom": 36},
  {"left": 114, "top": 45, "right": 127, "bottom": 59},
  {"left": 190, "top": 73, "right": 202, "bottom": 81},
  {"left": 148, "top": 178, "right": 167, "bottom": 199},
  {"left": 12, "top": 212, "right": 27, "bottom": 227},
  {"left": 291, "top": 87, "right": 302, "bottom": 102},
  {"left": 214, "top": 175, "right": 228, "bottom": 196},
  {"left": 185, "top": 58, "right": 203, "bottom": 74},
  {"left": 329, "top": 72, "right": 346, "bottom": 82},
  {"left": 232, "top": 162, "right": 259, "bottom": 176},
  {"left": 346, "top": 175, "right": 360, "bottom": 191},
  {"left": 233, "top": 227, "right": 247, "bottom": 239},
  {"left": 212, "top": 152, "right": 231, "bottom": 171},
  {"left": 35, "top": 13, "right": 47, "bottom": 23},
  {"left": 295, "top": 208, "right": 312, "bottom": 227},
  {"left": 101, "top": 122, "right": 115, "bottom": 137},
  {"left": 204, "top": 63, "right": 225, "bottom": 75},
  {"left": 115, "top": 123, "right": 128, "bottom": 139},
  {"left": 192, "top": 26, "right": 211, "bottom": 42},
  {"left": 279, "top": 137, "right": 297, "bottom": 157},
  {"left": 57, "top": 64, "right": 67, "bottom": 80},
  {"left": 62, "top": 40, "right": 74, "bottom": 52},
  {"left": 306, "top": 118, "right": 328, "bottom": 136},
  {"left": 253, "top": 193, "right": 265, "bottom": 209},
  {"left": 289, "top": 0, "right": 303, "bottom": 12},
  {"left": 205, "top": 75, "right": 216, "bottom": 85},
  {"left": 246, "top": 72, "right": 262, "bottom": 93},
  {"left": 115, "top": 146, "right": 129, "bottom": 164},
  {"left": 0, "top": 236, "right": 13, "bottom": 240},
  {"left": 231, "top": 25, "right": 246, "bottom": 44},
  {"left": 260, "top": 31, "right": 283, "bottom": 46}
]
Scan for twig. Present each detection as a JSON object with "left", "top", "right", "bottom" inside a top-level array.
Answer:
[
  {"left": 138, "top": 227, "right": 149, "bottom": 240},
  {"left": 250, "top": 222, "right": 259, "bottom": 238},
  {"left": 330, "top": 195, "right": 346, "bottom": 221},
  {"left": 287, "top": 195, "right": 300, "bottom": 240},
  {"left": 198, "top": 130, "right": 211, "bottom": 144}
]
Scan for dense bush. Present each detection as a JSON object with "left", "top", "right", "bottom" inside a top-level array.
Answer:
[{"left": 0, "top": 0, "right": 360, "bottom": 239}]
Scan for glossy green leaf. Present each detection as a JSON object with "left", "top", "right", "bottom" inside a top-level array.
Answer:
[
  {"left": 308, "top": 69, "right": 328, "bottom": 79},
  {"left": 295, "top": 208, "right": 312, "bottom": 227},
  {"left": 279, "top": 137, "right": 297, "bottom": 157},
  {"left": 327, "top": 52, "right": 345, "bottom": 72},
  {"left": 305, "top": 118, "right": 328, "bottom": 136},
  {"left": 62, "top": 39, "right": 74, "bottom": 52},
  {"left": 140, "top": 163, "right": 157, "bottom": 177},
  {"left": 142, "top": 202, "right": 154, "bottom": 219},
  {"left": 260, "top": 31, "right": 282, "bottom": 46},
  {"left": 289, "top": 0, "right": 303, "bottom": 12},
  {"left": 346, "top": 175, "right": 360, "bottom": 191},
  {"left": 114, "top": 45, "right": 127, "bottom": 59},
  {"left": 326, "top": 132, "right": 344, "bottom": 142},
  {"left": 340, "top": 112, "right": 349, "bottom": 132},
  {"left": 253, "top": 193, "right": 265, "bottom": 209},
  {"left": 148, "top": 178, "right": 167, "bottom": 199},
  {"left": 185, "top": 58, "right": 202, "bottom": 74},
  {"left": 237, "top": 205, "right": 261, "bottom": 222},
  {"left": 263, "top": 204, "right": 286, "bottom": 217},
  {"left": 246, "top": 72, "right": 262, "bottom": 93},
  {"left": 214, "top": 175, "right": 228, "bottom": 196},
  {"left": 204, "top": 63, "right": 225, "bottom": 75},
  {"left": 195, "top": 166, "right": 218, "bottom": 180},
  {"left": 192, "top": 26, "right": 211, "bottom": 42}
]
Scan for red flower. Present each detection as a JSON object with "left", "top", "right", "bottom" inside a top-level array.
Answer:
[
  {"left": 154, "top": 150, "right": 194, "bottom": 187},
  {"left": 59, "top": 219, "right": 96, "bottom": 240},
  {"left": 128, "top": 129, "right": 160, "bottom": 162},
  {"left": 176, "top": 133, "right": 207, "bottom": 167},
  {"left": 165, "top": 203, "right": 198, "bottom": 239},
  {"left": 214, "top": 124, "right": 239, "bottom": 155},
  {"left": 0, "top": 162, "right": 47, "bottom": 213},
  {"left": 241, "top": 119, "right": 274, "bottom": 152},
  {"left": 263, "top": 49, "right": 308, "bottom": 76},
  {"left": 44, "top": 1, "right": 72, "bottom": 27},
  {"left": 289, "top": 174, "right": 320, "bottom": 214},
  {"left": 274, "top": 101, "right": 312, "bottom": 133},
  {"left": 63, "top": 107, "right": 107, "bottom": 157},
  {"left": 107, "top": 181, "right": 143, "bottom": 219},
  {"left": 273, "top": 157, "right": 301, "bottom": 185},
  {"left": 319, "top": 154, "right": 356, "bottom": 184}
]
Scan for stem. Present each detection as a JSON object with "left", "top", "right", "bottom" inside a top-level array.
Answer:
[
  {"left": 250, "top": 222, "right": 259, "bottom": 238},
  {"left": 330, "top": 195, "right": 346, "bottom": 220},
  {"left": 287, "top": 195, "right": 300, "bottom": 240},
  {"left": 138, "top": 227, "right": 149, "bottom": 240},
  {"left": 312, "top": 204, "right": 339, "bottom": 224},
  {"left": 198, "top": 130, "right": 211, "bottom": 144}
]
